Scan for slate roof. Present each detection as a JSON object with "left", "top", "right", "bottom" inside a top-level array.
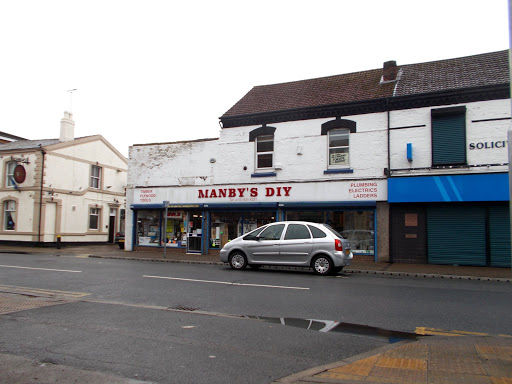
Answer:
[
  {"left": 0, "top": 139, "right": 60, "bottom": 151},
  {"left": 221, "top": 50, "right": 509, "bottom": 120}
]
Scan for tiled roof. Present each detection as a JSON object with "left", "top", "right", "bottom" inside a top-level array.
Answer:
[
  {"left": 221, "top": 50, "right": 509, "bottom": 119},
  {"left": 394, "top": 50, "right": 509, "bottom": 96}
]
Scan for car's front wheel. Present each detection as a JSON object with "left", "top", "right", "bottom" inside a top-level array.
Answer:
[
  {"left": 312, "top": 255, "right": 333, "bottom": 275},
  {"left": 229, "top": 252, "right": 248, "bottom": 270}
]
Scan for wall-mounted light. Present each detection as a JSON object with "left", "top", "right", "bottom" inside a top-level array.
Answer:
[{"left": 210, "top": 158, "right": 216, "bottom": 163}]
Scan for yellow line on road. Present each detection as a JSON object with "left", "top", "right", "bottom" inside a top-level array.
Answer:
[
  {"left": 0, "top": 284, "right": 89, "bottom": 299},
  {"left": 415, "top": 327, "right": 511, "bottom": 338}
]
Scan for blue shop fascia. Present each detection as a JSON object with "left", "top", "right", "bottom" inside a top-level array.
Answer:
[{"left": 388, "top": 172, "right": 510, "bottom": 267}]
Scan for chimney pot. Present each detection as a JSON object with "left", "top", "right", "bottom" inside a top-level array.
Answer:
[{"left": 382, "top": 60, "right": 398, "bottom": 82}]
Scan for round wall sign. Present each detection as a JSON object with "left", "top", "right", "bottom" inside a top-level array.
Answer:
[{"left": 13, "top": 164, "right": 26, "bottom": 184}]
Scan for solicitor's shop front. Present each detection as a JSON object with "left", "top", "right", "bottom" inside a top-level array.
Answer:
[{"left": 129, "top": 181, "right": 386, "bottom": 257}]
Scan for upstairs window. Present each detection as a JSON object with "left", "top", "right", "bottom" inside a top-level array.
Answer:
[
  {"left": 328, "top": 129, "right": 350, "bottom": 167},
  {"left": 431, "top": 107, "right": 466, "bottom": 166},
  {"left": 256, "top": 135, "right": 274, "bottom": 169},
  {"left": 4, "top": 200, "right": 16, "bottom": 230},
  {"left": 321, "top": 118, "right": 356, "bottom": 172},
  {"left": 91, "top": 165, "right": 102, "bottom": 189},
  {"left": 5, "top": 161, "right": 16, "bottom": 187}
]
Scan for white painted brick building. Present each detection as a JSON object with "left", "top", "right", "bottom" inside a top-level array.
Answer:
[{"left": 126, "top": 50, "right": 510, "bottom": 267}]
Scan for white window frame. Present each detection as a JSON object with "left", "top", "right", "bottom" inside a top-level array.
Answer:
[
  {"left": 328, "top": 128, "right": 350, "bottom": 168},
  {"left": 89, "top": 208, "right": 100, "bottom": 230},
  {"left": 255, "top": 135, "right": 274, "bottom": 170},
  {"left": 6, "top": 161, "right": 16, "bottom": 187},
  {"left": 4, "top": 200, "right": 16, "bottom": 231},
  {"left": 91, "top": 165, "right": 101, "bottom": 189}
]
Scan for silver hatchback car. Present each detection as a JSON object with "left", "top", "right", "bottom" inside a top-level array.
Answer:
[{"left": 219, "top": 221, "right": 353, "bottom": 275}]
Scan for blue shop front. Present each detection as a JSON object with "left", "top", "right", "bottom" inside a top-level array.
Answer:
[{"left": 388, "top": 173, "right": 511, "bottom": 267}]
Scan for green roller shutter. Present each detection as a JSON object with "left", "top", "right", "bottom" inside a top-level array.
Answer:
[
  {"left": 432, "top": 107, "right": 466, "bottom": 166},
  {"left": 427, "top": 205, "right": 486, "bottom": 266},
  {"left": 489, "top": 205, "right": 511, "bottom": 267}
]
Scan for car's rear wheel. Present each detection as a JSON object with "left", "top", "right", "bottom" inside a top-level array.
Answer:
[
  {"left": 312, "top": 255, "right": 333, "bottom": 275},
  {"left": 229, "top": 252, "right": 248, "bottom": 270}
]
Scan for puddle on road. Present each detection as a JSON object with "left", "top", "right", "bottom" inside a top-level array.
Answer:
[{"left": 249, "top": 316, "right": 420, "bottom": 343}]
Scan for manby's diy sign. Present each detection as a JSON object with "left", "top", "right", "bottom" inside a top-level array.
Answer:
[
  {"left": 198, "top": 186, "right": 292, "bottom": 199},
  {"left": 133, "top": 180, "right": 385, "bottom": 205}
]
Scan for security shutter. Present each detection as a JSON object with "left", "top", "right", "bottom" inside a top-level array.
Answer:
[
  {"left": 489, "top": 205, "right": 511, "bottom": 267},
  {"left": 427, "top": 205, "right": 486, "bottom": 266},
  {"left": 431, "top": 107, "right": 466, "bottom": 166}
]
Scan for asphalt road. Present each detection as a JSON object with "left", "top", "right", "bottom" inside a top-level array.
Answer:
[{"left": 1, "top": 252, "right": 511, "bottom": 383}]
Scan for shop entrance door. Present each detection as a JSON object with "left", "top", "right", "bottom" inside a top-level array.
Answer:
[{"left": 186, "top": 212, "right": 203, "bottom": 253}]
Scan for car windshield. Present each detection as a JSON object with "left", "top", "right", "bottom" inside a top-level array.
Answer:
[{"left": 321, "top": 224, "right": 343, "bottom": 239}]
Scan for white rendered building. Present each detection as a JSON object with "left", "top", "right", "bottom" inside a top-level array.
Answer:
[{"left": 0, "top": 112, "right": 127, "bottom": 244}]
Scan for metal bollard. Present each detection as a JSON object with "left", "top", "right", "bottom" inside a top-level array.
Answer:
[{"left": 56, "top": 235, "right": 62, "bottom": 249}]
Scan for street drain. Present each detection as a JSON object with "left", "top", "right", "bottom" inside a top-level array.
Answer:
[
  {"left": 168, "top": 306, "right": 198, "bottom": 312},
  {"left": 251, "top": 316, "right": 420, "bottom": 343}
]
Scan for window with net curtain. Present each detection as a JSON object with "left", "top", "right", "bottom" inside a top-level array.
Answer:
[
  {"left": 5, "top": 161, "right": 16, "bottom": 187},
  {"left": 4, "top": 200, "right": 16, "bottom": 230}
]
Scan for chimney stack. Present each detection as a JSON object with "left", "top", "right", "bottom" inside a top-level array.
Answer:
[
  {"left": 60, "top": 111, "right": 75, "bottom": 142},
  {"left": 382, "top": 60, "right": 398, "bottom": 82}
]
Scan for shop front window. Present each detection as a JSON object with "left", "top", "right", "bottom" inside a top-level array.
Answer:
[
  {"left": 210, "top": 211, "right": 275, "bottom": 249},
  {"left": 163, "top": 210, "right": 185, "bottom": 247},
  {"left": 286, "top": 210, "right": 374, "bottom": 255},
  {"left": 136, "top": 211, "right": 161, "bottom": 246}
]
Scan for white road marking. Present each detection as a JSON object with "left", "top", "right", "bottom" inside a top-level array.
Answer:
[
  {"left": 0, "top": 265, "right": 82, "bottom": 273},
  {"left": 143, "top": 275, "right": 310, "bottom": 290}
]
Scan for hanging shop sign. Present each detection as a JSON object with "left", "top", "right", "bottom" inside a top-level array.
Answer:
[{"left": 13, "top": 165, "right": 26, "bottom": 184}]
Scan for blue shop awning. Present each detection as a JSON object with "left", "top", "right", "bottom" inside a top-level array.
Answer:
[{"left": 388, "top": 173, "right": 509, "bottom": 203}]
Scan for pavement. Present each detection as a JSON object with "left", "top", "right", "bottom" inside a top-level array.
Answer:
[{"left": 0, "top": 243, "right": 511, "bottom": 383}]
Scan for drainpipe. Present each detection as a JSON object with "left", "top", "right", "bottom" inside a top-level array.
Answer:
[
  {"left": 38, "top": 149, "right": 46, "bottom": 245},
  {"left": 385, "top": 98, "right": 391, "bottom": 264},
  {"left": 387, "top": 98, "right": 391, "bottom": 175}
]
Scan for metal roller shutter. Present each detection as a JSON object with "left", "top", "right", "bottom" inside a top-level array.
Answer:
[
  {"left": 489, "top": 205, "right": 511, "bottom": 267},
  {"left": 431, "top": 108, "right": 466, "bottom": 166},
  {"left": 427, "top": 205, "right": 486, "bottom": 266}
]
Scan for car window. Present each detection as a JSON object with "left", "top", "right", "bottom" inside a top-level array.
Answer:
[
  {"left": 284, "top": 224, "right": 311, "bottom": 240},
  {"left": 308, "top": 225, "right": 327, "bottom": 238},
  {"left": 258, "top": 224, "right": 285, "bottom": 240},
  {"left": 243, "top": 226, "right": 268, "bottom": 240}
]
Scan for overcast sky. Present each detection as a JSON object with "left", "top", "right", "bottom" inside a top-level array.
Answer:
[{"left": 0, "top": 1, "right": 509, "bottom": 157}]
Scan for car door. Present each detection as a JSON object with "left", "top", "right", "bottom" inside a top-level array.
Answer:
[
  {"left": 247, "top": 223, "right": 285, "bottom": 262},
  {"left": 279, "top": 223, "right": 313, "bottom": 264}
]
